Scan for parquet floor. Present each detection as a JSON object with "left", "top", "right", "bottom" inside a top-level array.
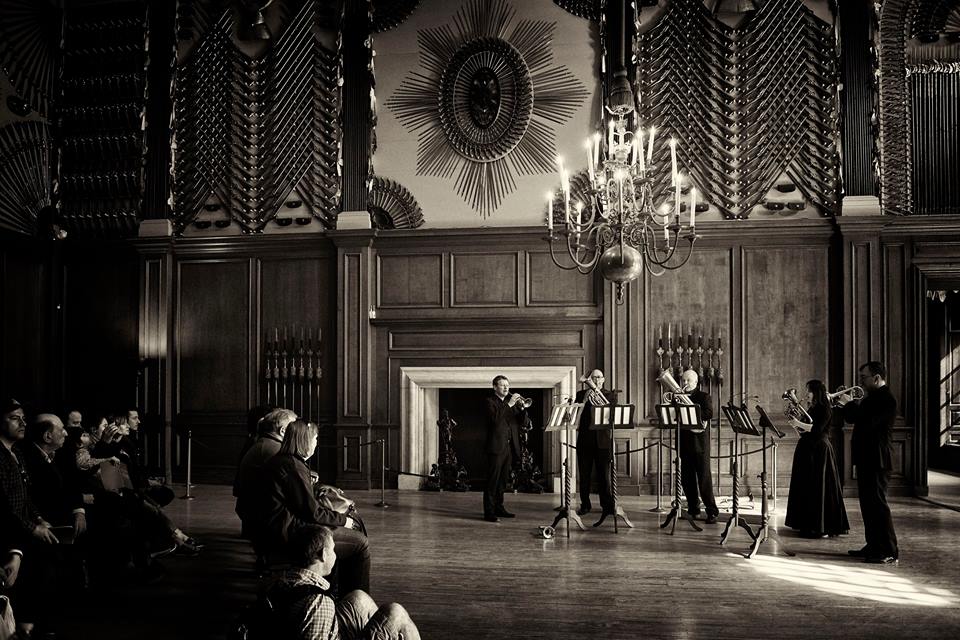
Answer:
[{"left": 60, "top": 486, "right": 960, "bottom": 639}]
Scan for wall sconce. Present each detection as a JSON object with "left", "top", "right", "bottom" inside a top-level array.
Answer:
[{"left": 368, "top": 305, "right": 377, "bottom": 320}]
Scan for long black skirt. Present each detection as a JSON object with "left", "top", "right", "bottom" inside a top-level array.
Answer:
[{"left": 785, "top": 433, "right": 849, "bottom": 536}]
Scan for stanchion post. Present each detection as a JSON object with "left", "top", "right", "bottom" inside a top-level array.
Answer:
[
  {"left": 375, "top": 438, "right": 389, "bottom": 508},
  {"left": 180, "top": 429, "right": 195, "bottom": 500},
  {"left": 649, "top": 429, "right": 665, "bottom": 512}
]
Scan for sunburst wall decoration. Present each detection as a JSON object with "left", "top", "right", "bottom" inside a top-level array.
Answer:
[{"left": 384, "top": 0, "right": 589, "bottom": 217}]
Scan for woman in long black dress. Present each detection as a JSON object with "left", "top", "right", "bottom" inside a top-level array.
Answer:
[{"left": 785, "top": 379, "right": 849, "bottom": 537}]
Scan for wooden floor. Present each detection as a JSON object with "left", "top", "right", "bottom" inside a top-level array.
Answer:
[{"left": 61, "top": 486, "right": 960, "bottom": 639}]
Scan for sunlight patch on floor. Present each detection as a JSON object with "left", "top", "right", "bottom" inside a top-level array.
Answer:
[{"left": 740, "top": 555, "right": 959, "bottom": 607}]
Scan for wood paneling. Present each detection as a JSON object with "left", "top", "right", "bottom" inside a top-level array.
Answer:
[
  {"left": 377, "top": 254, "right": 443, "bottom": 308},
  {"left": 852, "top": 242, "right": 873, "bottom": 375},
  {"left": 0, "top": 242, "right": 49, "bottom": 405},
  {"left": 743, "top": 247, "right": 829, "bottom": 415},
  {"left": 451, "top": 252, "right": 519, "bottom": 307},
  {"left": 884, "top": 244, "right": 907, "bottom": 413},
  {"left": 177, "top": 260, "right": 250, "bottom": 413},
  {"left": 63, "top": 249, "right": 139, "bottom": 412},
  {"left": 526, "top": 251, "right": 595, "bottom": 306},
  {"left": 343, "top": 252, "right": 363, "bottom": 418},
  {"left": 645, "top": 249, "right": 731, "bottom": 414},
  {"left": 388, "top": 328, "right": 583, "bottom": 351}
]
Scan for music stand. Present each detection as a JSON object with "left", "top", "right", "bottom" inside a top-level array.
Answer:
[
  {"left": 589, "top": 404, "right": 636, "bottom": 532},
  {"left": 657, "top": 401, "right": 704, "bottom": 534},
  {"left": 719, "top": 404, "right": 761, "bottom": 548},
  {"left": 545, "top": 402, "right": 585, "bottom": 537},
  {"left": 749, "top": 405, "right": 794, "bottom": 559}
]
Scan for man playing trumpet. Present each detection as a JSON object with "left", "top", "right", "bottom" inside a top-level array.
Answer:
[
  {"left": 483, "top": 375, "right": 526, "bottom": 522},
  {"left": 678, "top": 370, "right": 719, "bottom": 524},
  {"left": 575, "top": 370, "right": 618, "bottom": 517}
]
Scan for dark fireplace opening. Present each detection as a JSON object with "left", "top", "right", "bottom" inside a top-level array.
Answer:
[{"left": 438, "top": 387, "right": 546, "bottom": 491}]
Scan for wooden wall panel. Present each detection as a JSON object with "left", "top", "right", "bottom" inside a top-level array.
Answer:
[
  {"left": 63, "top": 250, "right": 140, "bottom": 413},
  {"left": 527, "top": 251, "right": 595, "bottom": 306},
  {"left": 177, "top": 261, "right": 250, "bottom": 413},
  {"left": 743, "top": 247, "right": 829, "bottom": 414},
  {"left": 377, "top": 254, "right": 443, "bottom": 308},
  {"left": 388, "top": 328, "right": 583, "bottom": 351},
  {"left": 853, "top": 242, "right": 873, "bottom": 376},
  {"left": 884, "top": 244, "right": 907, "bottom": 413},
  {"left": 645, "top": 249, "right": 731, "bottom": 414},
  {"left": 451, "top": 253, "right": 519, "bottom": 307},
  {"left": 342, "top": 252, "right": 363, "bottom": 418},
  {"left": 0, "top": 243, "right": 49, "bottom": 405}
]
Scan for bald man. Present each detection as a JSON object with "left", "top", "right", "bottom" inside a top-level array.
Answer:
[
  {"left": 679, "top": 370, "right": 717, "bottom": 524},
  {"left": 574, "top": 369, "right": 618, "bottom": 517}
]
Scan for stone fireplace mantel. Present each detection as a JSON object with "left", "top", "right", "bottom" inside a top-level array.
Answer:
[{"left": 399, "top": 365, "right": 578, "bottom": 490}]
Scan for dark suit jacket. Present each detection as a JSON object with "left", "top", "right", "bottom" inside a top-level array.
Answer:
[
  {"left": 842, "top": 385, "right": 896, "bottom": 470},
  {"left": 485, "top": 395, "right": 523, "bottom": 455},
  {"left": 679, "top": 388, "right": 713, "bottom": 454},
  {"left": 256, "top": 453, "right": 347, "bottom": 546},
  {"left": 575, "top": 388, "right": 619, "bottom": 449},
  {"left": 16, "top": 442, "right": 84, "bottom": 527},
  {"left": 0, "top": 443, "right": 43, "bottom": 548}
]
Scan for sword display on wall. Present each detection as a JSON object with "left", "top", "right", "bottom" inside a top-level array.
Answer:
[{"left": 264, "top": 325, "right": 322, "bottom": 424}]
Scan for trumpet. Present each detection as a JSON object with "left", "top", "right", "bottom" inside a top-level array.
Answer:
[
  {"left": 826, "top": 385, "right": 864, "bottom": 406},
  {"left": 656, "top": 370, "right": 693, "bottom": 405},
  {"left": 782, "top": 388, "right": 813, "bottom": 429},
  {"left": 511, "top": 394, "right": 534, "bottom": 409}
]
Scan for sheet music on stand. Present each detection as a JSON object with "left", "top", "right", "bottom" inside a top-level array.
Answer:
[
  {"left": 545, "top": 402, "right": 584, "bottom": 432},
  {"left": 588, "top": 404, "right": 636, "bottom": 431},
  {"left": 721, "top": 404, "right": 762, "bottom": 437},
  {"left": 587, "top": 403, "right": 635, "bottom": 531},
  {"left": 656, "top": 402, "right": 704, "bottom": 534},
  {"left": 655, "top": 404, "right": 704, "bottom": 433},
  {"left": 544, "top": 401, "right": 585, "bottom": 536}
]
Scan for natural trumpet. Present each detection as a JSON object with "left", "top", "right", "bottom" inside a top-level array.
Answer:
[
  {"left": 782, "top": 388, "right": 813, "bottom": 429},
  {"left": 656, "top": 370, "right": 693, "bottom": 405},
  {"left": 512, "top": 395, "right": 534, "bottom": 409},
  {"left": 826, "top": 385, "right": 864, "bottom": 405}
]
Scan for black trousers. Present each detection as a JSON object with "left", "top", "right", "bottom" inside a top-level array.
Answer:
[
  {"left": 483, "top": 448, "right": 513, "bottom": 516},
  {"left": 856, "top": 466, "right": 899, "bottom": 558},
  {"left": 679, "top": 431, "right": 718, "bottom": 517},
  {"left": 576, "top": 432, "right": 613, "bottom": 513}
]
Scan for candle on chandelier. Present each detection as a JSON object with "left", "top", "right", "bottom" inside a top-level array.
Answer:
[
  {"left": 647, "top": 126, "right": 656, "bottom": 163},
  {"left": 546, "top": 192, "right": 554, "bottom": 231},
  {"left": 592, "top": 133, "right": 601, "bottom": 170},
  {"left": 689, "top": 187, "right": 697, "bottom": 228},
  {"left": 585, "top": 140, "right": 595, "bottom": 184},
  {"left": 562, "top": 169, "right": 571, "bottom": 225},
  {"left": 636, "top": 129, "right": 645, "bottom": 171},
  {"left": 669, "top": 138, "right": 678, "bottom": 187},
  {"left": 608, "top": 120, "right": 615, "bottom": 153}
]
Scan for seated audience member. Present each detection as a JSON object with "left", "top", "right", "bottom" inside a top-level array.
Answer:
[
  {"left": 257, "top": 420, "right": 370, "bottom": 594},
  {"left": 65, "top": 410, "right": 83, "bottom": 430},
  {"left": 117, "top": 408, "right": 174, "bottom": 507},
  {"left": 233, "top": 404, "right": 277, "bottom": 497},
  {"left": 271, "top": 525, "right": 420, "bottom": 640},
  {"left": 236, "top": 408, "right": 297, "bottom": 528},
  {"left": 16, "top": 414, "right": 87, "bottom": 537},
  {"left": 0, "top": 399, "right": 58, "bottom": 638}
]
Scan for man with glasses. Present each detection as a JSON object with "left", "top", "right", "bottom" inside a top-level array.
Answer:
[
  {"left": 575, "top": 369, "right": 618, "bottom": 518},
  {"left": 836, "top": 362, "right": 899, "bottom": 565}
]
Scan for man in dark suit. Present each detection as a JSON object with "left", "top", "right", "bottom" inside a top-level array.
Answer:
[
  {"left": 679, "top": 370, "right": 718, "bottom": 524},
  {"left": 574, "top": 369, "right": 618, "bottom": 517},
  {"left": 483, "top": 375, "right": 524, "bottom": 522},
  {"left": 839, "top": 361, "right": 899, "bottom": 564}
]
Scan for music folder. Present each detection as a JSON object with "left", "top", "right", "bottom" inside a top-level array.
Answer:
[
  {"left": 545, "top": 402, "right": 584, "bottom": 432},
  {"left": 655, "top": 403, "right": 703, "bottom": 432}
]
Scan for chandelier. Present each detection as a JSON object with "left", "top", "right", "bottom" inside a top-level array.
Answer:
[{"left": 545, "top": 92, "right": 700, "bottom": 303}]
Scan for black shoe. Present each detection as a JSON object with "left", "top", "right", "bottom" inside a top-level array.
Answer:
[
  {"left": 576, "top": 505, "right": 592, "bottom": 516},
  {"left": 864, "top": 556, "right": 898, "bottom": 565},
  {"left": 687, "top": 511, "right": 703, "bottom": 521},
  {"left": 483, "top": 514, "right": 499, "bottom": 523},
  {"left": 848, "top": 547, "right": 871, "bottom": 557},
  {"left": 172, "top": 543, "right": 200, "bottom": 558},
  {"left": 495, "top": 509, "right": 516, "bottom": 518},
  {"left": 705, "top": 514, "right": 718, "bottom": 524}
]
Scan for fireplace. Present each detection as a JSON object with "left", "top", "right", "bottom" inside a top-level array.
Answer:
[{"left": 398, "top": 366, "right": 578, "bottom": 490}]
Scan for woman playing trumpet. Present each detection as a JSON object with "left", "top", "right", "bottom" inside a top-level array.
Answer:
[{"left": 784, "top": 380, "right": 849, "bottom": 538}]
